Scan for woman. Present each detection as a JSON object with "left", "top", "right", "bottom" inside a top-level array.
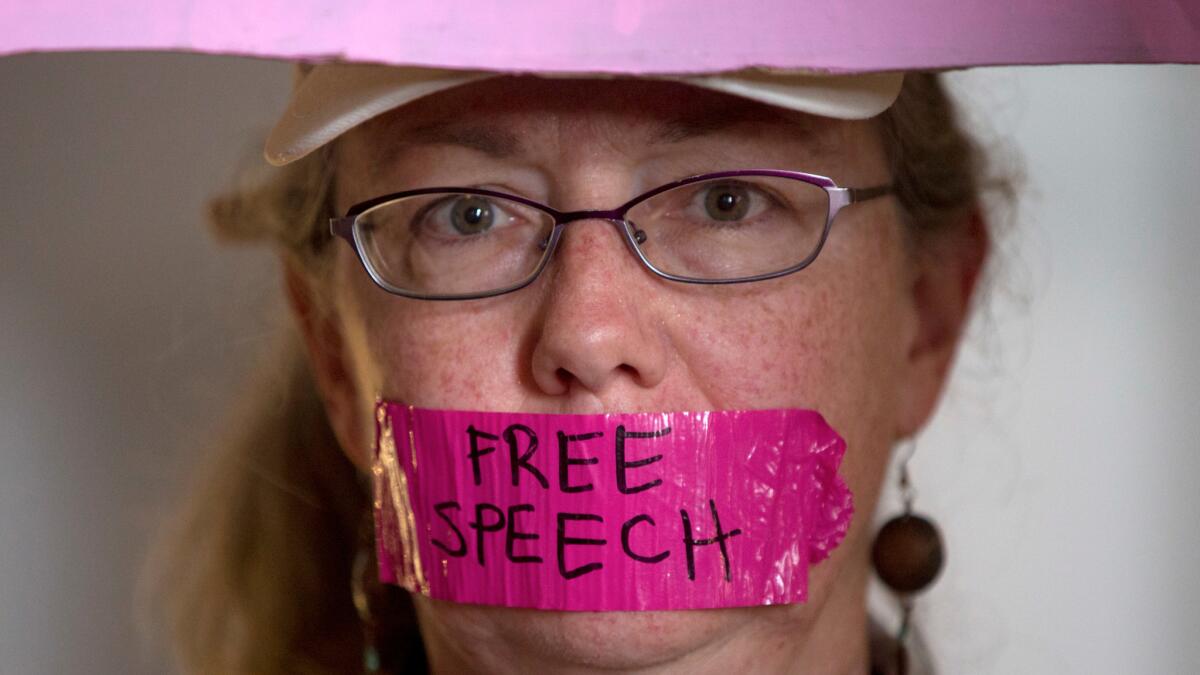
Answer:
[{"left": 155, "top": 65, "right": 995, "bottom": 674}]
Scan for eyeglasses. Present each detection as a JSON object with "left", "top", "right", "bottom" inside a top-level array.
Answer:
[{"left": 330, "top": 170, "right": 892, "bottom": 301}]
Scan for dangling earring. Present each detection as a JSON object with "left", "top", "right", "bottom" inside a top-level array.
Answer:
[
  {"left": 352, "top": 541, "right": 385, "bottom": 674},
  {"left": 871, "top": 441, "right": 945, "bottom": 675},
  {"left": 351, "top": 513, "right": 427, "bottom": 675}
]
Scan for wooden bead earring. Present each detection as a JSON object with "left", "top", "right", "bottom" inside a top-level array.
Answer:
[{"left": 871, "top": 442, "right": 945, "bottom": 675}]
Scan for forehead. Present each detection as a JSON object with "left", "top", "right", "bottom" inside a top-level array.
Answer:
[{"left": 341, "top": 76, "right": 862, "bottom": 174}]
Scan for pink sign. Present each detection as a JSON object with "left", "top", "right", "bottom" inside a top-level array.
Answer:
[
  {"left": 372, "top": 401, "right": 853, "bottom": 611},
  {"left": 2, "top": 1, "right": 1198, "bottom": 73}
]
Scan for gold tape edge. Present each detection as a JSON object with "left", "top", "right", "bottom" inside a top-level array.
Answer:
[{"left": 378, "top": 404, "right": 430, "bottom": 595}]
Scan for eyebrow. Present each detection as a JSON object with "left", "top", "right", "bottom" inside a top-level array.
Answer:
[
  {"left": 652, "top": 105, "right": 820, "bottom": 145},
  {"left": 366, "top": 121, "right": 522, "bottom": 175},
  {"left": 370, "top": 106, "right": 824, "bottom": 171},
  {"left": 402, "top": 121, "right": 523, "bottom": 157}
]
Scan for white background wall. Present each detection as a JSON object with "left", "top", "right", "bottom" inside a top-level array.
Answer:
[
  {"left": 911, "top": 65, "right": 1200, "bottom": 673},
  {"left": 1, "top": 54, "right": 1197, "bottom": 674}
]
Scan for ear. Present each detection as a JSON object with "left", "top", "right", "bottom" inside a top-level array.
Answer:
[
  {"left": 283, "top": 257, "right": 370, "bottom": 470},
  {"left": 896, "top": 208, "right": 990, "bottom": 437}
]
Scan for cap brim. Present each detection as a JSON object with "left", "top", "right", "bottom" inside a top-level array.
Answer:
[{"left": 263, "top": 64, "right": 903, "bottom": 166}]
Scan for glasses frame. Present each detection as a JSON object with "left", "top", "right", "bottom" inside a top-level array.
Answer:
[{"left": 330, "top": 169, "right": 892, "bottom": 301}]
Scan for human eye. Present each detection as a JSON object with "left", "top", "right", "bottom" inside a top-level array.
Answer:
[
  {"left": 415, "top": 194, "right": 515, "bottom": 239},
  {"left": 683, "top": 180, "right": 777, "bottom": 226}
]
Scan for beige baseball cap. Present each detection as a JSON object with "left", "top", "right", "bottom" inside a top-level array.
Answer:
[{"left": 263, "top": 63, "right": 904, "bottom": 166}]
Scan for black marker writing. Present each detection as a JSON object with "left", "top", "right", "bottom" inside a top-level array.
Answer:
[
  {"left": 466, "top": 425, "right": 499, "bottom": 487},
  {"left": 505, "top": 504, "right": 543, "bottom": 564},
  {"left": 615, "top": 425, "right": 669, "bottom": 494},
  {"left": 504, "top": 423, "right": 548, "bottom": 489},
  {"left": 556, "top": 512, "right": 606, "bottom": 579},
  {"left": 431, "top": 501, "right": 467, "bottom": 557},
  {"left": 681, "top": 499, "right": 743, "bottom": 581},
  {"left": 620, "top": 514, "right": 670, "bottom": 564},
  {"left": 469, "top": 503, "right": 505, "bottom": 566},
  {"left": 557, "top": 431, "right": 601, "bottom": 493}
]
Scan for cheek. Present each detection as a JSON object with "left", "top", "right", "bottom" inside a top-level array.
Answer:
[
  {"left": 661, "top": 217, "right": 912, "bottom": 518},
  {"left": 338, "top": 259, "right": 530, "bottom": 410},
  {"left": 668, "top": 265, "right": 908, "bottom": 425},
  {"left": 671, "top": 287, "right": 843, "bottom": 405},
  {"left": 367, "top": 315, "right": 524, "bottom": 409}
]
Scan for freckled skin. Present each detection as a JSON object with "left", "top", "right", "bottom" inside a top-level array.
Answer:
[{"left": 297, "top": 76, "right": 976, "bottom": 674}]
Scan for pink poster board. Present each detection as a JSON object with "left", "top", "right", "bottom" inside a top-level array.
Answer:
[{"left": 3, "top": 1, "right": 1198, "bottom": 73}]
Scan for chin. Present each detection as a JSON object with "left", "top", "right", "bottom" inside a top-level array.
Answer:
[
  {"left": 417, "top": 600, "right": 781, "bottom": 670},
  {"left": 407, "top": 545, "right": 859, "bottom": 672}
]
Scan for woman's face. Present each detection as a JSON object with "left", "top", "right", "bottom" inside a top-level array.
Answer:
[{"left": 306, "top": 76, "right": 972, "bottom": 670}]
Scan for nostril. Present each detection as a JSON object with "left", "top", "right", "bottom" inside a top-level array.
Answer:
[
  {"left": 552, "top": 363, "right": 640, "bottom": 393},
  {"left": 554, "top": 367, "right": 574, "bottom": 387}
]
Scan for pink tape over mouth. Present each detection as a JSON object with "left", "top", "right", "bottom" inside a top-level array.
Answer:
[{"left": 372, "top": 401, "right": 853, "bottom": 611}]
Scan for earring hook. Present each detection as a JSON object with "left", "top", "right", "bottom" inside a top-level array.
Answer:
[{"left": 897, "top": 439, "right": 918, "bottom": 515}]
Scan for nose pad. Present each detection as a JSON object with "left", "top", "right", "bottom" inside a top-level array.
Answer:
[
  {"left": 609, "top": 217, "right": 647, "bottom": 247},
  {"left": 541, "top": 217, "right": 649, "bottom": 277},
  {"left": 536, "top": 224, "right": 566, "bottom": 253},
  {"left": 618, "top": 220, "right": 649, "bottom": 267}
]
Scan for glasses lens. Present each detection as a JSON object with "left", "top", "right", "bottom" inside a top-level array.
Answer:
[
  {"left": 625, "top": 175, "right": 831, "bottom": 281},
  {"left": 354, "top": 192, "right": 556, "bottom": 297}
]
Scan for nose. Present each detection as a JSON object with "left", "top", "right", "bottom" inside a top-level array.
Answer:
[{"left": 528, "top": 217, "right": 668, "bottom": 397}]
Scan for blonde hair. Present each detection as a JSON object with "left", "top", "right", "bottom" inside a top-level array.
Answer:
[{"left": 147, "top": 72, "right": 1006, "bottom": 674}]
